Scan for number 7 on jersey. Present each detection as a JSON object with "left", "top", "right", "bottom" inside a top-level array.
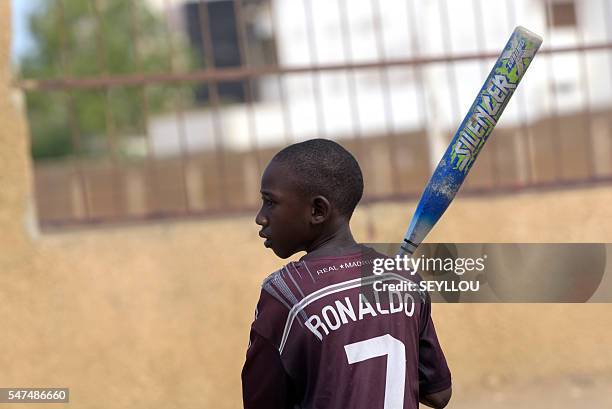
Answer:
[{"left": 345, "top": 334, "right": 406, "bottom": 409}]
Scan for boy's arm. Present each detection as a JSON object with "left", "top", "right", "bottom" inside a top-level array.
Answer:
[
  {"left": 242, "top": 330, "right": 293, "bottom": 409},
  {"left": 418, "top": 299, "right": 452, "bottom": 406}
]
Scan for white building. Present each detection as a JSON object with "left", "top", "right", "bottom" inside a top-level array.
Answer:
[{"left": 147, "top": 0, "right": 612, "bottom": 165}]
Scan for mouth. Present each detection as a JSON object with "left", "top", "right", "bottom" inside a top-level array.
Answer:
[{"left": 259, "top": 231, "right": 271, "bottom": 248}]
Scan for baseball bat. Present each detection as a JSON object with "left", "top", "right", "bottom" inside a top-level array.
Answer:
[{"left": 399, "top": 26, "right": 542, "bottom": 257}]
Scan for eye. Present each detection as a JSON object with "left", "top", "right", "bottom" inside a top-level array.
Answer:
[{"left": 261, "top": 196, "right": 274, "bottom": 207}]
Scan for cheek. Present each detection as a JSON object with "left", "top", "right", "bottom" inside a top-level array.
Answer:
[
  {"left": 285, "top": 209, "right": 310, "bottom": 231},
  {"left": 277, "top": 204, "right": 304, "bottom": 223},
  {"left": 292, "top": 203, "right": 312, "bottom": 222}
]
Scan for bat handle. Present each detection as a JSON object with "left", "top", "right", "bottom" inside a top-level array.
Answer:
[{"left": 398, "top": 238, "right": 418, "bottom": 257}]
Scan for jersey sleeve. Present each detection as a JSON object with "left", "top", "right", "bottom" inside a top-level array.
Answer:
[
  {"left": 242, "top": 330, "right": 292, "bottom": 409},
  {"left": 242, "top": 287, "right": 298, "bottom": 409},
  {"left": 418, "top": 299, "right": 452, "bottom": 396}
]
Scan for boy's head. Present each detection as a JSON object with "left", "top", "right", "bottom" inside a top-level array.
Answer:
[{"left": 256, "top": 138, "right": 364, "bottom": 258}]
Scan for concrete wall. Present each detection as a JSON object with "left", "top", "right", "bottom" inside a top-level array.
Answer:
[{"left": 4, "top": 3, "right": 612, "bottom": 408}]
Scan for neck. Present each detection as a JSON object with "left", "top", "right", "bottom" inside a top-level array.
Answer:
[{"left": 302, "top": 222, "right": 360, "bottom": 260}]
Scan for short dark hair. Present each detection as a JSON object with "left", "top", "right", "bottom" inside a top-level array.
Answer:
[{"left": 272, "top": 139, "right": 364, "bottom": 217}]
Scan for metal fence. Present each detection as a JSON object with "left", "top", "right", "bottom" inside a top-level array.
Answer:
[{"left": 15, "top": 0, "right": 612, "bottom": 229}]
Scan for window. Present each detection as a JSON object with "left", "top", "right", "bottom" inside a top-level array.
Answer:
[{"left": 547, "top": 1, "right": 577, "bottom": 28}]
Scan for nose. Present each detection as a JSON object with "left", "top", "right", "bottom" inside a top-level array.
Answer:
[{"left": 255, "top": 208, "right": 267, "bottom": 227}]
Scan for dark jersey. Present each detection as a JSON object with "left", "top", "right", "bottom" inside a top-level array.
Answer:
[{"left": 242, "top": 249, "right": 451, "bottom": 409}]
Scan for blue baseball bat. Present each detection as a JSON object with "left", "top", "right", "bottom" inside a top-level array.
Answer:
[{"left": 399, "top": 26, "right": 542, "bottom": 256}]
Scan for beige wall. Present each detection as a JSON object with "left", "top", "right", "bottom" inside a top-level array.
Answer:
[{"left": 3, "top": 3, "right": 612, "bottom": 408}]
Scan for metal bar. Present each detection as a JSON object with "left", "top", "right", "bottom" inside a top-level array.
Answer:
[
  {"left": 406, "top": 0, "right": 433, "bottom": 184},
  {"left": 56, "top": 0, "right": 90, "bottom": 219},
  {"left": 405, "top": 2, "right": 428, "bottom": 127},
  {"left": 472, "top": 0, "right": 488, "bottom": 79},
  {"left": 302, "top": 0, "right": 327, "bottom": 137},
  {"left": 335, "top": 0, "right": 374, "bottom": 239},
  {"left": 337, "top": 0, "right": 365, "bottom": 162},
  {"left": 197, "top": 0, "right": 228, "bottom": 207},
  {"left": 90, "top": 0, "right": 107, "bottom": 72},
  {"left": 90, "top": 0, "right": 123, "bottom": 216},
  {"left": 544, "top": 0, "right": 564, "bottom": 181},
  {"left": 128, "top": 0, "right": 160, "bottom": 214},
  {"left": 370, "top": 0, "right": 400, "bottom": 194},
  {"left": 17, "top": 42, "right": 612, "bottom": 91},
  {"left": 233, "top": 0, "right": 263, "bottom": 174},
  {"left": 506, "top": 0, "right": 535, "bottom": 184},
  {"left": 605, "top": 0, "right": 612, "bottom": 173},
  {"left": 162, "top": 0, "right": 191, "bottom": 212},
  {"left": 576, "top": 2, "right": 596, "bottom": 178},
  {"left": 267, "top": 0, "right": 294, "bottom": 144},
  {"left": 438, "top": 0, "right": 461, "bottom": 122}
]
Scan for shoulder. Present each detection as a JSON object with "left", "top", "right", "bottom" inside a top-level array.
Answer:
[
  {"left": 252, "top": 263, "right": 312, "bottom": 349},
  {"left": 261, "top": 262, "right": 316, "bottom": 307}
]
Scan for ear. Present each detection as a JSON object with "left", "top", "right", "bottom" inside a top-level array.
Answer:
[{"left": 310, "top": 195, "right": 331, "bottom": 225}]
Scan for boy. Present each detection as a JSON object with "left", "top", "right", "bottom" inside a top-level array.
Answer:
[{"left": 242, "top": 139, "right": 452, "bottom": 409}]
